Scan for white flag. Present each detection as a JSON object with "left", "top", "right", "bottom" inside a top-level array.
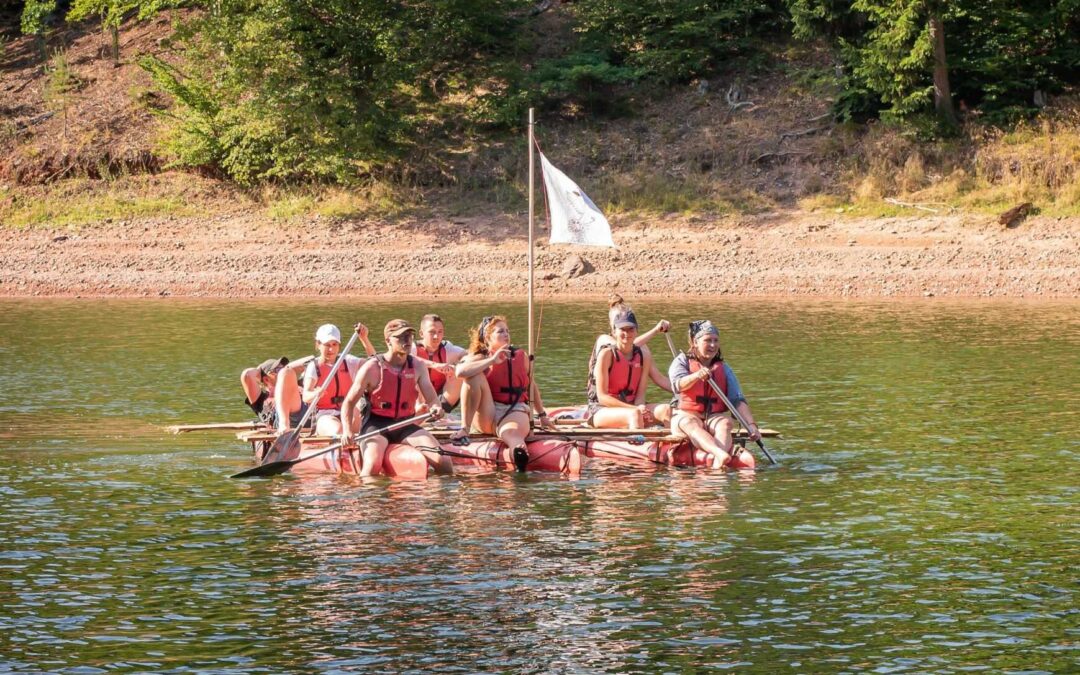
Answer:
[{"left": 539, "top": 152, "right": 615, "bottom": 247}]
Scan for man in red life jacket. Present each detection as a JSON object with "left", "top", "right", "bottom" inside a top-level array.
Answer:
[
  {"left": 412, "top": 313, "right": 467, "bottom": 414},
  {"left": 340, "top": 319, "right": 452, "bottom": 477}
]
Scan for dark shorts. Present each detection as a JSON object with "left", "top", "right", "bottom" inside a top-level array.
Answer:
[
  {"left": 361, "top": 414, "right": 424, "bottom": 444},
  {"left": 267, "top": 403, "right": 310, "bottom": 430}
]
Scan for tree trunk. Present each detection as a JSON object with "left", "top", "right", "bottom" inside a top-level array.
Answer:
[
  {"left": 110, "top": 24, "right": 120, "bottom": 64},
  {"left": 929, "top": 12, "right": 957, "bottom": 126}
]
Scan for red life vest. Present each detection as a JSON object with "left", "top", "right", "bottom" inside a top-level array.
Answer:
[
  {"left": 416, "top": 341, "right": 448, "bottom": 394},
  {"left": 606, "top": 345, "right": 644, "bottom": 403},
  {"left": 486, "top": 347, "right": 531, "bottom": 405},
  {"left": 677, "top": 358, "right": 728, "bottom": 415},
  {"left": 368, "top": 356, "right": 419, "bottom": 419},
  {"left": 314, "top": 360, "right": 353, "bottom": 411}
]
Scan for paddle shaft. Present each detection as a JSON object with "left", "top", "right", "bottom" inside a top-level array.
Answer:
[
  {"left": 168, "top": 422, "right": 263, "bottom": 433},
  {"left": 262, "top": 330, "right": 360, "bottom": 464},
  {"left": 664, "top": 332, "right": 777, "bottom": 465},
  {"left": 232, "top": 412, "right": 433, "bottom": 478}
]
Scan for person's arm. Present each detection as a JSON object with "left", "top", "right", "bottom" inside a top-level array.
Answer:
[
  {"left": 723, "top": 364, "right": 760, "bottom": 439},
  {"left": 301, "top": 361, "right": 320, "bottom": 405},
  {"left": 456, "top": 349, "right": 503, "bottom": 379},
  {"left": 354, "top": 323, "right": 376, "bottom": 357},
  {"left": 528, "top": 366, "right": 552, "bottom": 429},
  {"left": 286, "top": 355, "right": 316, "bottom": 373},
  {"left": 634, "top": 320, "right": 670, "bottom": 346},
  {"left": 641, "top": 345, "right": 672, "bottom": 392},
  {"left": 414, "top": 363, "right": 444, "bottom": 420},
  {"left": 669, "top": 354, "right": 701, "bottom": 392},
  {"left": 444, "top": 342, "right": 467, "bottom": 365},
  {"left": 594, "top": 348, "right": 635, "bottom": 409},
  {"left": 341, "top": 361, "right": 375, "bottom": 445},
  {"left": 241, "top": 368, "right": 264, "bottom": 406}
]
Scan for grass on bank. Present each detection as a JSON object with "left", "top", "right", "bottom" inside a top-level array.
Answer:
[
  {"left": 0, "top": 180, "right": 205, "bottom": 227},
  {"left": 800, "top": 109, "right": 1080, "bottom": 218}
]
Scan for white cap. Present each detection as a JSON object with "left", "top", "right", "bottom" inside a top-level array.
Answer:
[{"left": 315, "top": 323, "right": 341, "bottom": 344}]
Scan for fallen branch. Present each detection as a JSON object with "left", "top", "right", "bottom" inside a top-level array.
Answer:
[
  {"left": 884, "top": 197, "right": 940, "bottom": 213},
  {"left": 753, "top": 150, "right": 810, "bottom": 163},
  {"left": 780, "top": 126, "right": 829, "bottom": 142}
]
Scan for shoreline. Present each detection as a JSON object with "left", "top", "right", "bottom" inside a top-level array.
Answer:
[{"left": 2, "top": 211, "right": 1077, "bottom": 299}]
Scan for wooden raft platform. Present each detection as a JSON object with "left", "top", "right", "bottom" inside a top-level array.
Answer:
[{"left": 236, "top": 425, "right": 780, "bottom": 447}]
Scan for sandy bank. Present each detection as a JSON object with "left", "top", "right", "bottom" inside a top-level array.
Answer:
[{"left": 1, "top": 211, "right": 1076, "bottom": 299}]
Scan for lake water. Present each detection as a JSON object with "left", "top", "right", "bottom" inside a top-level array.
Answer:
[{"left": 1, "top": 298, "right": 1077, "bottom": 673}]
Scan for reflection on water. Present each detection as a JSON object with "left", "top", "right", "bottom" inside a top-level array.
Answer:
[{"left": 0, "top": 298, "right": 1077, "bottom": 672}]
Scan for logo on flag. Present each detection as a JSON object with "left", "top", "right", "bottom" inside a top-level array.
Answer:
[{"left": 539, "top": 152, "right": 615, "bottom": 247}]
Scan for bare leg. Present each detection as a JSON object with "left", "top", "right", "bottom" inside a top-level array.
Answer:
[
  {"left": 706, "top": 415, "right": 735, "bottom": 453},
  {"left": 673, "top": 414, "right": 730, "bottom": 469},
  {"left": 458, "top": 374, "right": 496, "bottom": 436},
  {"left": 404, "top": 430, "right": 454, "bottom": 475},
  {"left": 315, "top": 414, "right": 343, "bottom": 438},
  {"left": 650, "top": 403, "right": 672, "bottom": 425},
  {"left": 591, "top": 407, "right": 643, "bottom": 429},
  {"left": 274, "top": 370, "right": 302, "bottom": 432},
  {"left": 442, "top": 374, "right": 462, "bottom": 408},
  {"left": 359, "top": 435, "right": 388, "bottom": 477},
  {"left": 496, "top": 409, "right": 531, "bottom": 449}
]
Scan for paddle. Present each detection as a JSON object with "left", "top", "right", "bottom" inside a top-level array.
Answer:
[
  {"left": 167, "top": 421, "right": 264, "bottom": 434},
  {"left": 232, "top": 412, "right": 433, "bottom": 479},
  {"left": 664, "top": 332, "right": 778, "bottom": 465},
  {"left": 261, "top": 330, "right": 360, "bottom": 465}
]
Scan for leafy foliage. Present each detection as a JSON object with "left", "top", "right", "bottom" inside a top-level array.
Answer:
[
  {"left": 573, "top": 0, "right": 786, "bottom": 84},
  {"left": 140, "top": 0, "right": 525, "bottom": 184},
  {"left": 789, "top": 0, "right": 1080, "bottom": 124}
]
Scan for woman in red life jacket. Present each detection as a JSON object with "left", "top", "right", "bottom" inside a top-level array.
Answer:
[
  {"left": 454, "top": 315, "right": 554, "bottom": 470},
  {"left": 668, "top": 320, "right": 761, "bottom": 470},
  {"left": 340, "top": 319, "right": 452, "bottom": 477},
  {"left": 301, "top": 323, "right": 376, "bottom": 438},
  {"left": 587, "top": 308, "right": 672, "bottom": 429},
  {"left": 585, "top": 295, "right": 672, "bottom": 414},
  {"left": 412, "top": 313, "right": 467, "bottom": 413}
]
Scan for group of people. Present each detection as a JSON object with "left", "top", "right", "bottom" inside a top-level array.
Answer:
[{"left": 241, "top": 297, "right": 763, "bottom": 475}]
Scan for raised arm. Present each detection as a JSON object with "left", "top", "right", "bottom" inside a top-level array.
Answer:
[
  {"left": 634, "top": 320, "right": 670, "bottom": 347},
  {"left": 456, "top": 349, "right": 502, "bottom": 379},
  {"left": 642, "top": 345, "right": 672, "bottom": 392},
  {"left": 354, "top": 323, "right": 377, "bottom": 357}
]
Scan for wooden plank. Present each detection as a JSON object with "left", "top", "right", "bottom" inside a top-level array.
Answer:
[
  {"left": 237, "top": 427, "right": 778, "bottom": 444},
  {"left": 168, "top": 421, "right": 266, "bottom": 434}
]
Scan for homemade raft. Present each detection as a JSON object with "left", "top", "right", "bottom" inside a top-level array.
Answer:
[{"left": 234, "top": 421, "right": 779, "bottom": 479}]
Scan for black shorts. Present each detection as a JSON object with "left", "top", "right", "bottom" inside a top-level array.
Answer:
[{"left": 361, "top": 414, "right": 424, "bottom": 444}]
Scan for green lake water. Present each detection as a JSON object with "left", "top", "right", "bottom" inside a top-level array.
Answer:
[{"left": 1, "top": 298, "right": 1077, "bottom": 673}]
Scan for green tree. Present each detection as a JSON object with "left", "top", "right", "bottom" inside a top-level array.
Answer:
[
  {"left": 788, "top": 0, "right": 1080, "bottom": 124},
  {"left": 142, "top": 0, "right": 525, "bottom": 184},
  {"left": 20, "top": 0, "right": 57, "bottom": 61},
  {"left": 574, "top": 0, "right": 785, "bottom": 84}
]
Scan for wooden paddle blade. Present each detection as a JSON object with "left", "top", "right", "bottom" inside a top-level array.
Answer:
[
  {"left": 261, "top": 428, "right": 302, "bottom": 465},
  {"left": 230, "top": 459, "right": 296, "bottom": 479}
]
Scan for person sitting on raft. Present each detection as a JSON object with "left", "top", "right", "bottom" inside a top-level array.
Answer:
[
  {"left": 668, "top": 320, "right": 761, "bottom": 470},
  {"left": 300, "top": 323, "right": 377, "bottom": 437},
  {"left": 340, "top": 320, "right": 453, "bottom": 477},
  {"left": 240, "top": 355, "right": 315, "bottom": 431},
  {"left": 454, "top": 315, "right": 554, "bottom": 470},
  {"left": 589, "top": 295, "right": 672, "bottom": 398},
  {"left": 587, "top": 308, "right": 672, "bottom": 429},
  {"left": 412, "top": 313, "right": 467, "bottom": 414}
]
